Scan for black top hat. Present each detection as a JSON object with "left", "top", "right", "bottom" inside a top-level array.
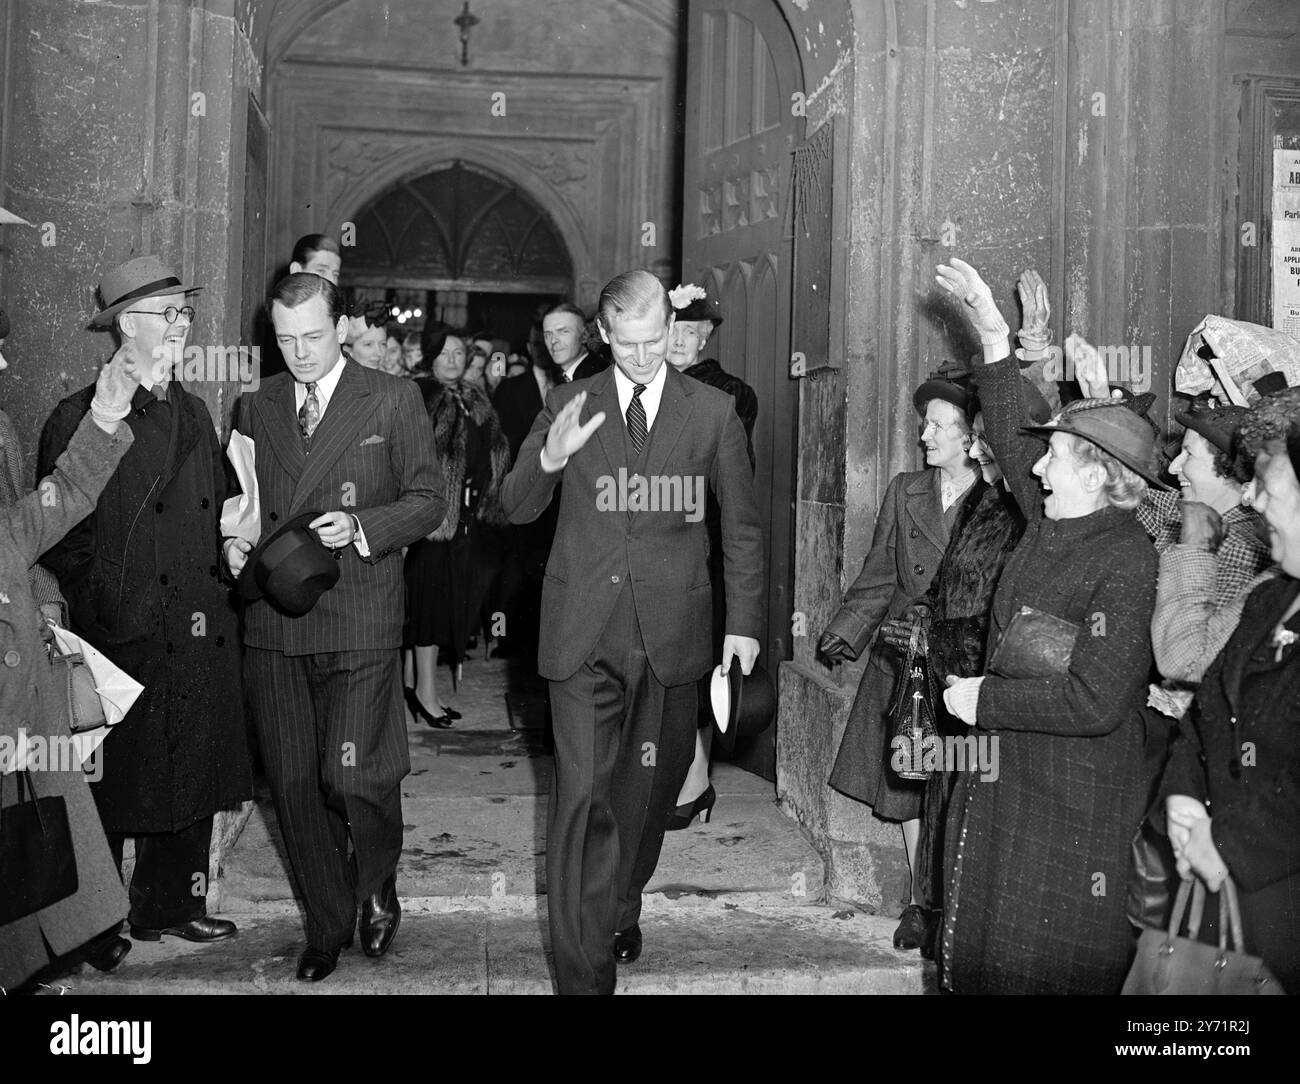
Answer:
[
  {"left": 237, "top": 510, "right": 341, "bottom": 616},
  {"left": 702, "top": 662, "right": 777, "bottom": 753},
  {"left": 1024, "top": 399, "right": 1173, "bottom": 491}
]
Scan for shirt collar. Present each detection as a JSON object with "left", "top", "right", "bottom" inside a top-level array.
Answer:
[{"left": 295, "top": 354, "right": 347, "bottom": 409}]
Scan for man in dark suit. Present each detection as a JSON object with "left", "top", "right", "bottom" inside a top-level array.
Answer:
[
  {"left": 502, "top": 270, "right": 765, "bottom": 995},
  {"left": 226, "top": 273, "right": 444, "bottom": 982},
  {"left": 543, "top": 302, "right": 608, "bottom": 384}
]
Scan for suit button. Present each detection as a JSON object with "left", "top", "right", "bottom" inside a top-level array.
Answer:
[
  {"left": 913, "top": 564, "right": 924, "bottom": 575},
  {"left": 3, "top": 650, "right": 19, "bottom": 667},
  {"left": 160, "top": 574, "right": 169, "bottom": 586},
  {"left": 1228, "top": 759, "right": 1242, "bottom": 779},
  {"left": 155, "top": 502, "right": 164, "bottom": 514},
  {"left": 201, "top": 497, "right": 210, "bottom": 509},
  {"left": 215, "top": 636, "right": 225, "bottom": 647},
  {"left": 209, "top": 565, "right": 218, "bottom": 577},
  {"left": 909, "top": 528, "right": 918, "bottom": 538},
  {"left": 165, "top": 643, "right": 174, "bottom": 654},
  {"left": 611, "top": 575, "right": 620, "bottom": 584},
  {"left": 270, "top": 512, "right": 279, "bottom": 522}
]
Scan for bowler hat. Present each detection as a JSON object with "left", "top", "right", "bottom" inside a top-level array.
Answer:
[
  {"left": 91, "top": 255, "right": 201, "bottom": 328},
  {"left": 237, "top": 510, "right": 340, "bottom": 616},
  {"left": 1024, "top": 400, "right": 1173, "bottom": 491},
  {"left": 1174, "top": 400, "right": 1251, "bottom": 457},
  {"left": 702, "top": 661, "right": 777, "bottom": 753}
]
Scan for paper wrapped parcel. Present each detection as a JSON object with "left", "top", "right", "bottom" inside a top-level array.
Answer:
[
  {"left": 1175, "top": 315, "right": 1300, "bottom": 405},
  {"left": 220, "top": 430, "right": 260, "bottom": 543},
  {"left": 49, "top": 624, "right": 144, "bottom": 767}
]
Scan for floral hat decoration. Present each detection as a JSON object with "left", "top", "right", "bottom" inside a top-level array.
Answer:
[{"left": 668, "top": 283, "right": 723, "bottom": 327}]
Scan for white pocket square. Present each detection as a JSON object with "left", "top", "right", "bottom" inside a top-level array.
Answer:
[{"left": 360, "top": 434, "right": 385, "bottom": 446}]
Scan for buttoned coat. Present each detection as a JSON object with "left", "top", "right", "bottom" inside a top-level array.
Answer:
[
  {"left": 1, "top": 415, "right": 133, "bottom": 990},
  {"left": 38, "top": 383, "right": 250, "bottom": 834},
  {"left": 501, "top": 364, "right": 764, "bottom": 687},
  {"left": 236, "top": 360, "right": 446, "bottom": 653},
  {"left": 826, "top": 468, "right": 951, "bottom": 819}
]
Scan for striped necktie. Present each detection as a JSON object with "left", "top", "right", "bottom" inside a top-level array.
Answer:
[
  {"left": 298, "top": 382, "right": 320, "bottom": 448},
  {"left": 626, "top": 383, "right": 647, "bottom": 453}
]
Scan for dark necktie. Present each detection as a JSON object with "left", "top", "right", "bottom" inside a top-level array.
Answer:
[
  {"left": 298, "top": 382, "right": 320, "bottom": 448},
  {"left": 626, "top": 383, "right": 647, "bottom": 453}
]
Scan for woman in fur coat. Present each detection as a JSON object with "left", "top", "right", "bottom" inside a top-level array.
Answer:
[{"left": 404, "top": 329, "right": 510, "bottom": 727}]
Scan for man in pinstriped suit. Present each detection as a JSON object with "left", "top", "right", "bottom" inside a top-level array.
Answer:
[{"left": 226, "top": 273, "right": 444, "bottom": 982}]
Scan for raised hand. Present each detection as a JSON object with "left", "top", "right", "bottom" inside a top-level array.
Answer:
[
  {"left": 94, "top": 341, "right": 144, "bottom": 414},
  {"left": 1016, "top": 270, "right": 1052, "bottom": 348},
  {"left": 543, "top": 391, "right": 605, "bottom": 468},
  {"left": 935, "top": 257, "right": 1010, "bottom": 347},
  {"left": 1065, "top": 333, "right": 1111, "bottom": 400}
]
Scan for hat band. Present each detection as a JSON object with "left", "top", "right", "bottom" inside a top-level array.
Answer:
[{"left": 103, "top": 275, "right": 183, "bottom": 310}]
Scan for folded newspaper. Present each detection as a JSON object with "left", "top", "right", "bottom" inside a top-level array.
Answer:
[{"left": 1175, "top": 315, "right": 1300, "bottom": 405}]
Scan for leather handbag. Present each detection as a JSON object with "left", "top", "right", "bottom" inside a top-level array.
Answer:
[
  {"left": 47, "top": 640, "right": 106, "bottom": 733},
  {"left": 887, "top": 621, "right": 939, "bottom": 781},
  {"left": 1121, "top": 876, "right": 1284, "bottom": 995},
  {"left": 988, "top": 604, "right": 1081, "bottom": 680},
  {"left": 0, "top": 770, "right": 79, "bottom": 925},
  {"left": 1127, "top": 813, "right": 1177, "bottom": 931}
]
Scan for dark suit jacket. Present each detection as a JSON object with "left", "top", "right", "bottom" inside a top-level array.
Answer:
[
  {"left": 236, "top": 360, "right": 445, "bottom": 654},
  {"left": 494, "top": 369, "right": 547, "bottom": 464},
  {"left": 567, "top": 350, "right": 609, "bottom": 384},
  {"left": 825, "top": 468, "right": 949, "bottom": 658},
  {"left": 501, "top": 364, "right": 764, "bottom": 686}
]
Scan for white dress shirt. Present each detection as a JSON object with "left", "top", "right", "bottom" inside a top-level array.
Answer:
[
  {"left": 291, "top": 356, "right": 370, "bottom": 555},
  {"left": 560, "top": 353, "right": 588, "bottom": 383}
]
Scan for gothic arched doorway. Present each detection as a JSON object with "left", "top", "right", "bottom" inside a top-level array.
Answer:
[{"left": 341, "top": 161, "right": 574, "bottom": 352}]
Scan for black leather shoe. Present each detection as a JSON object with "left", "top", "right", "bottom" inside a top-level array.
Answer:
[
  {"left": 360, "top": 875, "right": 401, "bottom": 957},
  {"left": 297, "top": 945, "right": 341, "bottom": 981},
  {"left": 613, "top": 924, "right": 642, "bottom": 964},
  {"left": 129, "top": 917, "right": 237, "bottom": 943},
  {"left": 84, "top": 934, "right": 132, "bottom": 973},
  {"left": 892, "top": 904, "right": 930, "bottom": 951},
  {"left": 404, "top": 687, "right": 452, "bottom": 728},
  {"left": 439, "top": 704, "right": 462, "bottom": 721}
]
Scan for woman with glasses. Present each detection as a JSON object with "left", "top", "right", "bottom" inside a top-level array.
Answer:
[{"left": 818, "top": 371, "right": 981, "bottom": 952}]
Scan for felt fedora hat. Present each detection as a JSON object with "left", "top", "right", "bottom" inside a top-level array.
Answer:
[
  {"left": 702, "top": 661, "right": 778, "bottom": 753},
  {"left": 91, "top": 255, "right": 201, "bottom": 328},
  {"left": 237, "top": 510, "right": 340, "bottom": 616},
  {"left": 1024, "top": 400, "right": 1174, "bottom": 491}
]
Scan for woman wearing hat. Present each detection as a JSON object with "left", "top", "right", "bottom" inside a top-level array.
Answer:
[
  {"left": 818, "top": 366, "right": 981, "bottom": 950},
  {"left": 1157, "top": 390, "right": 1300, "bottom": 990},
  {"left": 935, "top": 257, "right": 1163, "bottom": 994}
]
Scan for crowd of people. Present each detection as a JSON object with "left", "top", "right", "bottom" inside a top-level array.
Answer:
[
  {"left": 3, "top": 227, "right": 1296, "bottom": 996},
  {"left": 820, "top": 257, "right": 1298, "bottom": 994}
]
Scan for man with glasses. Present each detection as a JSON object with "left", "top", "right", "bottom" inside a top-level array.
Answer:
[{"left": 37, "top": 255, "right": 251, "bottom": 958}]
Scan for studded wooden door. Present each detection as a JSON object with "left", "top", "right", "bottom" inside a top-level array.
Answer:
[{"left": 683, "top": 0, "right": 804, "bottom": 780}]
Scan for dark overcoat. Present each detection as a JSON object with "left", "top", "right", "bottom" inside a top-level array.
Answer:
[
  {"left": 825, "top": 468, "right": 952, "bottom": 820},
  {"left": 1160, "top": 574, "right": 1300, "bottom": 990},
  {"left": 940, "top": 355, "right": 1157, "bottom": 994},
  {"left": 37, "top": 383, "right": 250, "bottom": 834},
  {"left": 1, "top": 415, "right": 132, "bottom": 989}
]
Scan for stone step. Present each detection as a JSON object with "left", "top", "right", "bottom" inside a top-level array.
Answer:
[{"left": 59, "top": 899, "right": 931, "bottom": 995}]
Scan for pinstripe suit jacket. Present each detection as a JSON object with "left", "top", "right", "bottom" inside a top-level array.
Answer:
[{"left": 236, "top": 359, "right": 445, "bottom": 655}]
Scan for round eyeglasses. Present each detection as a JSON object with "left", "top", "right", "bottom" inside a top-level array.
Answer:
[{"left": 123, "top": 305, "right": 195, "bottom": 325}]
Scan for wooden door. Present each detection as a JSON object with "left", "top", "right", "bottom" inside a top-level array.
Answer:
[{"left": 683, "top": 0, "right": 804, "bottom": 780}]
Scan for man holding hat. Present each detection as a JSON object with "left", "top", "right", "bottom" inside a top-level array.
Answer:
[
  {"left": 226, "top": 272, "right": 444, "bottom": 982},
  {"left": 37, "top": 255, "right": 251, "bottom": 949}
]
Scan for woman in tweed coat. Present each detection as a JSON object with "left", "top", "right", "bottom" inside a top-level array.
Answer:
[{"left": 936, "top": 259, "right": 1163, "bottom": 994}]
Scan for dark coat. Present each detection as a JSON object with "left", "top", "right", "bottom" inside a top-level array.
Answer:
[
  {"left": 940, "top": 355, "right": 1157, "bottom": 994},
  {"left": 502, "top": 364, "right": 764, "bottom": 686},
  {"left": 1, "top": 415, "right": 133, "bottom": 989},
  {"left": 1160, "top": 574, "right": 1300, "bottom": 989},
  {"left": 825, "top": 468, "right": 953, "bottom": 820},
  {"left": 37, "top": 383, "right": 250, "bottom": 834}
]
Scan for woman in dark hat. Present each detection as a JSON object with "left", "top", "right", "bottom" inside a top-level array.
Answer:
[
  {"left": 1157, "top": 389, "right": 1300, "bottom": 990},
  {"left": 817, "top": 365, "right": 981, "bottom": 950},
  {"left": 403, "top": 327, "right": 510, "bottom": 726},
  {"left": 935, "top": 257, "right": 1165, "bottom": 994}
]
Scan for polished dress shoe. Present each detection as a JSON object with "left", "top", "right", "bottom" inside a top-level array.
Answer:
[
  {"left": 84, "top": 934, "right": 132, "bottom": 973},
  {"left": 892, "top": 904, "right": 931, "bottom": 951},
  {"left": 404, "top": 687, "right": 452, "bottom": 729},
  {"left": 666, "top": 784, "right": 716, "bottom": 831},
  {"left": 613, "top": 924, "right": 642, "bottom": 964},
  {"left": 360, "top": 875, "right": 401, "bottom": 957},
  {"left": 297, "top": 945, "right": 340, "bottom": 982},
  {"left": 129, "top": 916, "right": 237, "bottom": 943}
]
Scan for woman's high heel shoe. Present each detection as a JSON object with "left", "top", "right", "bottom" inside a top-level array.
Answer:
[
  {"left": 439, "top": 704, "right": 463, "bottom": 721},
  {"left": 666, "top": 784, "right": 716, "bottom": 831},
  {"left": 404, "top": 687, "right": 452, "bottom": 729}
]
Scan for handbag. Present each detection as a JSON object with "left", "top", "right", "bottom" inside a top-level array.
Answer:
[
  {"left": 1121, "top": 876, "right": 1284, "bottom": 995},
  {"left": 1127, "top": 814, "right": 1177, "bottom": 931},
  {"left": 0, "top": 770, "right": 79, "bottom": 925},
  {"left": 47, "top": 641, "right": 106, "bottom": 733},
  {"left": 988, "top": 604, "right": 1081, "bottom": 680},
  {"left": 887, "top": 621, "right": 939, "bottom": 781}
]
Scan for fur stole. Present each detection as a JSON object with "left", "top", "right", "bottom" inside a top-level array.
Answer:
[{"left": 426, "top": 381, "right": 511, "bottom": 541}]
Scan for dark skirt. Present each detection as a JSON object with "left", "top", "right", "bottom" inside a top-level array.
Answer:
[{"left": 404, "top": 524, "right": 508, "bottom": 658}]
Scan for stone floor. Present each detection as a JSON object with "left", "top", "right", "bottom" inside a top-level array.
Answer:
[{"left": 65, "top": 651, "right": 932, "bottom": 995}]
